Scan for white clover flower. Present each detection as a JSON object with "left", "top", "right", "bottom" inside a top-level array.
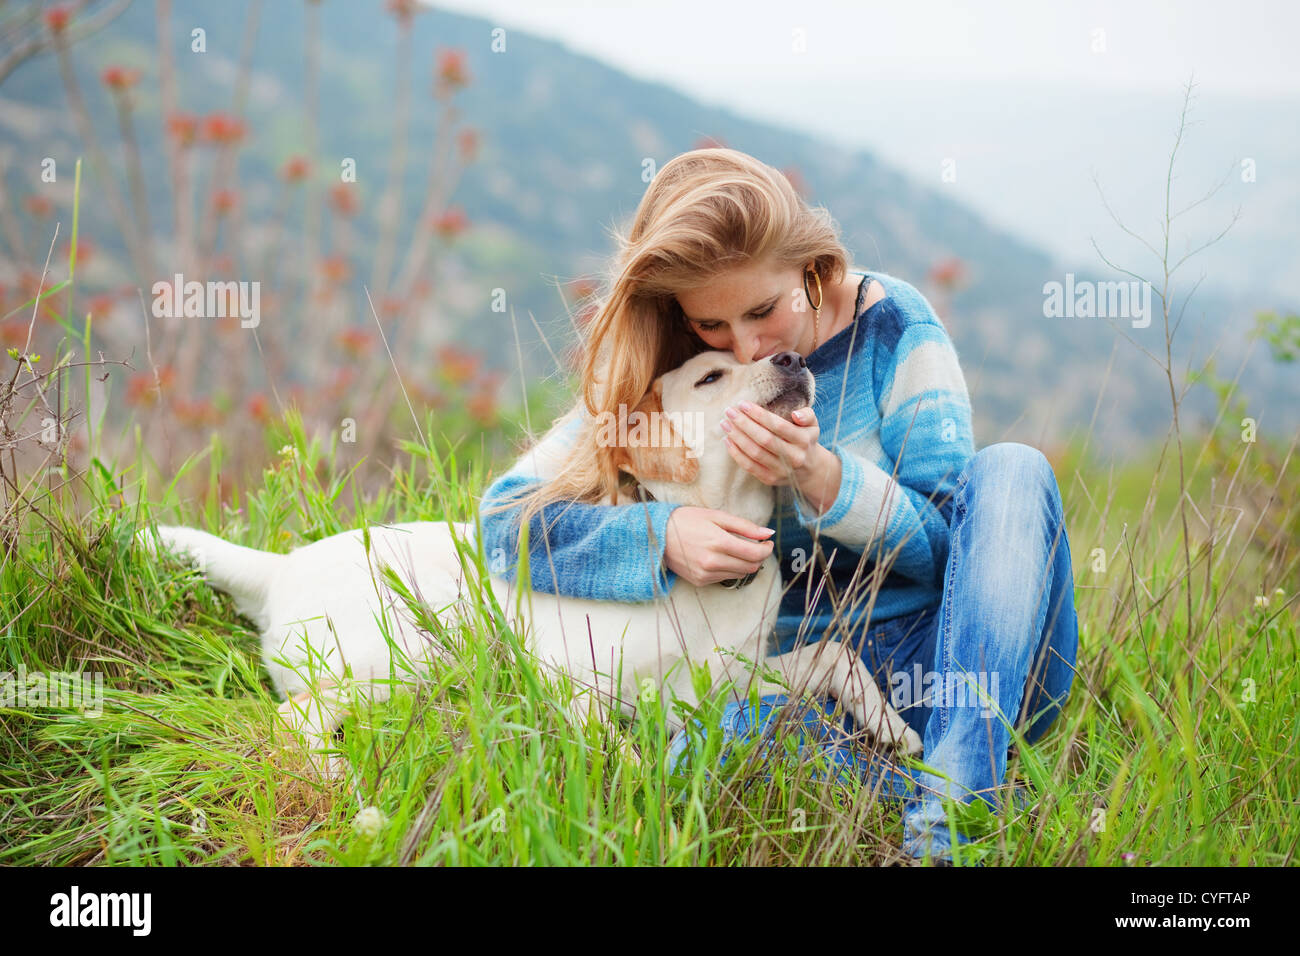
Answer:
[
  {"left": 1274, "top": 587, "right": 1286, "bottom": 598},
  {"left": 1254, "top": 594, "right": 1269, "bottom": 609},
  {"left": 277, "top": 444, "right": 298, "bottom": 459},
  {"left": 353, "top": 806, "right": 388, "bottom": 840}
]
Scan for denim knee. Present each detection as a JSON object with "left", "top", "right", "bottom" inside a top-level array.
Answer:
[
  {"left": 958, "top": 442, "right": 1065, "bottom": 553},
  {"left": 965, "top": 442, "right": 1055, "bottom": 495}
]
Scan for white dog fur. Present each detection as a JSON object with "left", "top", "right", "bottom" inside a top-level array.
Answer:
[{"left": 138, "top": 350, "right": 922, "bottom": 777}]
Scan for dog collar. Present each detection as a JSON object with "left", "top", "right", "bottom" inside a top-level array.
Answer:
[
  {"left": 632, "top": 483, "right": 759, "bottom": 589},
  {"left": 719, "top": 569, "right": 758, "bottom": 589}
]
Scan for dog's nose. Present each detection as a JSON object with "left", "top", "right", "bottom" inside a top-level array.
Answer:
[{"left": 769, "top": 351, "right": 806, "bottom": 371}]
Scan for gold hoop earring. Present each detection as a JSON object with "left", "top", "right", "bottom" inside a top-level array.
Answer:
[{"left": 804, "top": 269, "right": 824, "bottom": 352}]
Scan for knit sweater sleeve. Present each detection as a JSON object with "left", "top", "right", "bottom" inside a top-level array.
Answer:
[
  {"left": 792, "top": 290, "right": 974, "bottom": 586},
  {"left": 476, "top": 411, "right": 683, "bottom": 602}
]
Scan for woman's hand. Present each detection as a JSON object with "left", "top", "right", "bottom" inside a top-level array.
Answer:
[
  {"left": 719, "top": 402, "right": 842, "bottom": 515},
  {"left": 663, "top": 506, "right": 774, "bottom": 588}
]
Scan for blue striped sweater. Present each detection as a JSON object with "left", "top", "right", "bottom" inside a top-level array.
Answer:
[{"left": 476, "top": 270, "right": 976, "bottom": 654}]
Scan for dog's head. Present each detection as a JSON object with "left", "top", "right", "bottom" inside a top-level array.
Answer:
[{"left": 610, "top": 350, "right": 816, "bottom": 526}]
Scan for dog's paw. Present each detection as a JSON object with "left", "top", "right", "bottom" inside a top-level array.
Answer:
[
  {"left": 139, "top": 525, "right": 208, "bottom": 569},
  {"left": 860, "top": 708, "right": 924, "bottom": 755},
  {"left": 274, "top": 693, "right": 354, "bottom": 783},
  {"left": 897, "top": 725, "right": 924, "bottom": 756},
  {"left": 878, "top": 712, "right": 923, "bottom": 755}
]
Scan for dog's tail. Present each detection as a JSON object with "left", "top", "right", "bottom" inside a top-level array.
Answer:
[{"left": 139, "top": 525, "right": 283, "bottom": 631}]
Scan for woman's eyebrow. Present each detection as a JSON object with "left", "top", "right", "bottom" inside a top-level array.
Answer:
[{"left": 685, "top": 292, "right": 779, "bottom": 322}]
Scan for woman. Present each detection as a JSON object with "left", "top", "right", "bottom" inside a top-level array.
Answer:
[{"left": 479, "top": 148, "right": 1079, "bottom": 864}]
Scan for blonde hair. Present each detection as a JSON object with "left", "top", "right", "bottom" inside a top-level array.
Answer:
[{"left": 482, "top": 147, "right": 851, "bottom": 551}]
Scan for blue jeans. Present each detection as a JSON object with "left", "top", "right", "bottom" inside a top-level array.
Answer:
[{"left": 666, "top": 442, "right": 1080, "bottom": 862}]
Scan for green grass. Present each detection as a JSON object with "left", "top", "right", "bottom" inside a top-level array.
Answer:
[
  {"left": 2, "top": 155, "right": 1295, "bottom": 868},
  {"left": 1, "top": 402, "right": 1295, "bottom": 867}
]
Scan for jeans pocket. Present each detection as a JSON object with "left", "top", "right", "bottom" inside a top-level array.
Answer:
[{"left": 864, "top": 604, "right": 937, "bottom": 677}]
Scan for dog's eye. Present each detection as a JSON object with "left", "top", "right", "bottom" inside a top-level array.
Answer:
[{"left": 694, "top": 370, "right": 725, "bottom": 387}]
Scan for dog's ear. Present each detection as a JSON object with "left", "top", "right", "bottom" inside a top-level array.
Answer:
[{"left": 611, "top": 380, "right": 700, "bottom": 485}]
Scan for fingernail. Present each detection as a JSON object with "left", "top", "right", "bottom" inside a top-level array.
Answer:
[
  {"left": 724, "top": 406, "right": 738, "bottom": 419},
  {"left": 720, "top": 419, "right": 732, "bottom": 432}
]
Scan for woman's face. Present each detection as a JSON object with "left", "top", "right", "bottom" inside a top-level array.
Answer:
[{"left": 675, "top": 258, "right": 817, "bottom": 363}]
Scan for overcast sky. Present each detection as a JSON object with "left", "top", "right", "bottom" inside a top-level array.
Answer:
[
  {"left": 422, "top": 0, "right": 1298, "bottom": 301},
  {"left": 426, "top": 0, "right": 1299, "bottom": 99}
]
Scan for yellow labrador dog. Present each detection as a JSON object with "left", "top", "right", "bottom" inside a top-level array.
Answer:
[{"left": 139, "top": 350, "right": 921, "bottom": 776}]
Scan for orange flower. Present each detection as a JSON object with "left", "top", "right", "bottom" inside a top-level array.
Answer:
[
  {"left": 167, "top": 112, "right": 199, "bottom": 147},
  {"left": 432, "top": 206, "right": 468, "bottom": 239},
  {"left": 929, "top": 257, "right": 966, "bottom": 292},
  {"left": 44, "top": 5, "right": 72, "bottom": 33},
  {"left": 379, "top": 295, "right": 405, "bottom": 318},
  {"left": 467, "top": 387, "right": 499, "bottom": 426},
  {"left": 329, "top": 182, "right": 359, "bottom": 217},
  {"left": 101, "top": 66, "right": 141, "bottom": 90},
  {"left": 280, "top": 155, "right": 311, "bottom": 183},
  {"left": 125, "top": 366, "right": 175, "bottom": 406},
  {"left": 385, "top": 0, "right": 418, "bottom": 23},
  {"left": 437, "top": 343, "right": 480, "bottom": 386},
  {"left": 435, "top": 48, "right": 470, "bottom": 95},
  {"left": 336, "top": 327, "right": 373, "bottom": 356},
  {"left": 24, "top": 195, "right": 53, "bottom": 218},
  {"left": 200, "top": 112, "right": 246, "bottom": 146},
  {"left": 171, "top": 397, "right": 223, "bottom": 426},
  {"left": 86, "top": 293, "right": 116, "bottom": 319},
  {"left": 318, "top": 255, "right": 351, "bottom": 283},
  {"left": 17, "top": 270, "right": 62, "bottom": 324},
  {"left": 59, "top": 239, "right": 94, "bottom": 264},
  {"left": 211, "top": 188, "right": 239, "bottom": 215},
  {"left": 247, "top": 392, "right": 272, "bottom": 424},
  {"left": 1, "top": 320, "right": 27, "bottom": 348}
]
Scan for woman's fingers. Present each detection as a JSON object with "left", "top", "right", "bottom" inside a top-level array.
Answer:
[
  {"left": 667, "top": 507, "right": 777, "bottom": 586},
  {"left": 708, "top": 508, "right": 774, "bottom": 541},
  {"left": 707, "top": 509, "right": 774, "bottom": 576}
]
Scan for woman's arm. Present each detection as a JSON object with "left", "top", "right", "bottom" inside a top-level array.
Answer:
[
  {"left": 792, "top": 295, "right": 975, "bottom": 586},
  {"left": 477, "top": 413, "right": 684, "bottom": 602}
]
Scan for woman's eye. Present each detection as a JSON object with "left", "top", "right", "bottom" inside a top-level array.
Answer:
[
  {"left": 694, "top": 370, "right": 724, "bottom": 387},
  {"left": 697, "top": 306, "right": 772, "bottom": 333}
]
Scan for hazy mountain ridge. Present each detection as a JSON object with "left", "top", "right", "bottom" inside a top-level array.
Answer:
[{"left": 0, "top": 0, "right": 1293, "bottom": 456}]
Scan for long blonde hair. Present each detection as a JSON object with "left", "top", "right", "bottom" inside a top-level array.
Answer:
[{"left": 482, "top": 147, "right": 851, "bottom": 547}]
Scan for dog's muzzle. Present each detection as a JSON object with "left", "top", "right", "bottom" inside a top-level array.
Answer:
[
  {"left": 760, "top": 351, "right": 815, "bottom": 421},
  {"left": 633, "top": 483, "right": 759, "bottom": 589}
]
